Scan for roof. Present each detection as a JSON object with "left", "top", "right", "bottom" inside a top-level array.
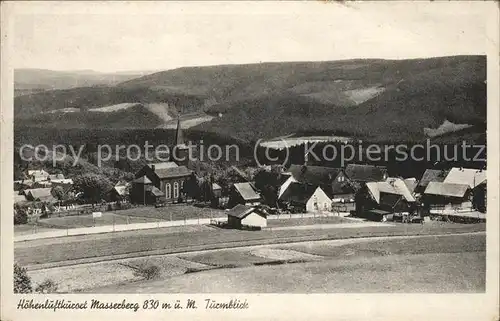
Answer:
[
  {"left": 51, "top": 178, "right": 73, "bottom": 185},
  {"left": 145, "top": 185, "right": 164, "bottom": 197},
  {"left": 28, "top": 169, "right": 49, "bottom": 177},
  {"left": 154, "top": 166, "right": 192, "bottom": 179},
  {"left": 345, "top": 164, "right": 387, "bottom": 182},
  {"left": 279, "top": 182, "right": 321, "bottom": 204},
  {"left": 230, "top": 166, "right": 250, "bottom": 181},
  {"left": 424, "top": 182, "right": 470, "bottom": 198},
  {"left": 48, "top": 174, "right": 65, "bottom": 180},
  {"left": 288, "top": 165, "right": 342, "bottom": 186},
  {"left": 113, "top": 185, "right": 129, "bottom": 196},
  {"left": 443, "top": 168, "right": 487, "bottom": 189},
  {"left": 329, "top": 181, "right": 355, "bottom": 196},
  {"left": 148, "top": 162, "right": 178, "bottom": 170},
  {"left": 403, "top": 178, "right": 418, "bottom": 193},
  {"left": 233, "top": 182, "right": 261, "bottom": 200},
  {"left": 366, "top": 178, "right": 416, "bottom": 203},
  {"left": 417, "top": 169, "right": 448, "bottom": 188},
  {"left": 132, "top": 175, "right": 152, "bottom": 184},
  {"left": 25, "top": 188, "right": 56, "bottom": 202},
  {"left": 227, "top": 204, "right": 266, "bottom": 219},
  {"left": 368, "top": 209, "right": 392, "bottom": 215},
  {"left": 212, "top": 183, "right": 222, "bottom": 190}
]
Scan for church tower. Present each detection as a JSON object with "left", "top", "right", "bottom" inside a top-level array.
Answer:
[{"left": 174, "top": 115, "right": 190, "bottom": 167}]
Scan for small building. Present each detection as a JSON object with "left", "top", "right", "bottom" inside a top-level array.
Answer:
[
  {"left": 109, "top": 183, "right": 130, "bottom": 202},
  {"left": 423, "top": 182, "right": 472, "bottom": 213},
  {"left": 228, "top": 182, "right": 261, "bottom": 207},
  {"left": 23, "top": 188, "right": 56, "bottom": 203},
  {"left": 130, "top": 175, "right": 153, "bottom": 204},
  {"left": 226, "top": 204, "right": 267, "bottom": 229},
  {"left": 27, "top": 169, "right": 50, "bottom": 182},
  {"left": 279, "top": 182, "right": 331, "bottom": 213},
  {"left": 212, "top": 183, "right": 222, "bottom": 198}
]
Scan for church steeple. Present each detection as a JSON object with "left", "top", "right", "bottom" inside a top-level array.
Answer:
[
  {"left": 175, "top": 115, "right": 184, "bottom": 147},
  {"left": 173, "top": 110, "right": 189, "bottom": 167}
]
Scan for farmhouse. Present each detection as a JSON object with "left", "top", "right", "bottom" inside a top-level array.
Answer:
[
  {"left": 228, "top": 182, "right": 261, "bottom": 207},
  {"left": 443, "top": 167, "right": 486, "bottom": 189},
  {"left": 109, "top": 182, "right": 130, "bottom": 202},
  {"left": 23, "top": 188, "right": 56, "bottom": 203},
  {"left": 279, "top": 182, "right": 331, "bottom": 213},
  {"left": 358, "top": 177, "right": 417, "bottom": 221},
  {"left": 226, "top": 204, "right": 267, "bottom": 229},
  {"left": 27, "top": 169, "right": 50, "bottom": 182},
  {"left": 423, "top": 182, "right": 472, "bottom": 213},
  {"left": 280, "top": 165, "right": 355, "bottom": 201},
  {"left": 133, "top": 162, "right": 192, "bottom": 203}
]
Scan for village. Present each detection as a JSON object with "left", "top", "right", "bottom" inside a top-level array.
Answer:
[{"left": 13, "top": 119, "right": 487, "bottom": 236}]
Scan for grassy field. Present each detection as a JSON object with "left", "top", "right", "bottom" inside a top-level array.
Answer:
[
  {"left": 15, "top": 221, "right": 485, "bottom": 268},
  {"left": 267, "top": 216, "right": 357, "bottom": 228},
  {"left": 109, "top": 205, "right": 226, "bottom": 221},
  {"left": 35, "top": 213, "right": 158, "bottom": 229},
  {"left": 87, "top": 233, "right": 485, "bottom": 293}
]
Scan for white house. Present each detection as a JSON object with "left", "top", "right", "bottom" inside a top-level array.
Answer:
[
  {"left": 279, "top": 182, "right": 332, "bottom": 213},
  {"left": 226, "top": 204, "right": 267, "bottom": 229}
]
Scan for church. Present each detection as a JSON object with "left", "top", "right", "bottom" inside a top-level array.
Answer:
[{"left": 130, "top": 117, "right": 193, "bottom": 204}]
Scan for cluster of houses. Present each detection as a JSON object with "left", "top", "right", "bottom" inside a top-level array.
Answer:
[
  {"left": 13, "top": 121, "right": 487, "bottom": 230},
  {"left": 14, "top": 170, "right": 74, "bottom": 204}
]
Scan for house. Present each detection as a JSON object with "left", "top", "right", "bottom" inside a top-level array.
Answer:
[
  {"left": 109, "top": 182, "right": 130, "bottom": 202},
  {"left": 23, "top": 188, "right": 56, "bottom": 203},
  {"left": 134, "top": 162, "right": 192, "bottom": 203},
  {"left": 228, "top": 182, "right": 261, "bottom": 207},
  {"left": 280, "top": 165, "right": 355, "bottom": 202},
  {"left": 344, "top": 164, "right": 388, "bottom": 184},
  {"left": 226, "top": 204, "right": 267, "bottom": 229},
  {"left": 423, "top": 182, "right": 472, "bottom": 213},
  {"left": 358, "top": 177, "right": 417, "bottom": 221},
  {"left": 50, "top": 178, "right": 74, "bottom": 189},
  {"left": 443, "top": 167, "right": 486, "bottom": 189},
  {"left": 279, "top": 182, "right": 331, "bottom": 213},
  {"left": 212, "top": 183, "right": 222, "bottom": 198},
  {"left": 27, "top": 169, "right": 50, "bottom": 182},
  {"left": 130, "top": 175, "right": 166, "bottom": 205},
  {"left": 415, "top": 169, "right": 449, "bottom": 194}
]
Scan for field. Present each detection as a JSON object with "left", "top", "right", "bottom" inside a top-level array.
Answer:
[
  {"left": 111, "top": 205, "right": 226, "bottom": 221},
  {"left": 35, "top": 213, "right": 157, "bottom": 229},
  {"left": 15, "top": 221, "right": 485, "bottom": 269},
  {"left": 82, "top": 233, "right": 485, "bottom": 293}
]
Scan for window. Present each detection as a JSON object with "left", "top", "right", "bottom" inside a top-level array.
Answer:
[
  {"left": 166, "top": 183, "right": 171, "bottom": 199},
  {"left": 173, "top": 182, "right": 179, "bottom": 199}
]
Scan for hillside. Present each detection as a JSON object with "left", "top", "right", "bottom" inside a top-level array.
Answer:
[
  {"left": 14, "top": 56, "right": 486, "bottom": 142},
  {"left": 14, "top": 69, "right": 155, "bottom": 97}
]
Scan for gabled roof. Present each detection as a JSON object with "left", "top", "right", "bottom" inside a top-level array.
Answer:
[
  {"left": 366, "top": 178, "right": 416, "bottom": 203},
  {"left": 132, "top": 175, "right": 152, "bottom": 184},
  {"left": 233, "top": 182, "right": 261, "bottom": 200},
  {"left": 444, "top": 168, "right": 487, "bottom": 189},
  {"left": 24, "top": 188, "right": 56, "bottom": 202},
  {"left": 113, "top": 185, "right": 129, "bottom": 196},
  {"left": 212, "top": 183, "right": 222, "bottom": 190},
  {"left": 288, "top": 165, "right": 342, "bottom": 186},
  {"left": 28, "top": 169, "right": 49, "bottom": 177},
  {"left": 279, "top": 182, "right": 321, "bottom": 204},
  {"left": 227, "top": 204, "right": 260, "bottom": 219},
  {"left": 148, "top": 162, "right": 178, "bottom": 169},
  {"left": 417, "top": 169, "right": 448, "bottom": 188},
  {"left": 154, "top": 166, "right": 192, "bottom": 179},
  {"left": 403, "top": 178, "right": 418, "bottom": 193},
  {"left": 329, "top": 181, "right": 355, "bottom": 196},
  {"left": 345, "top": 164, "right": 387, "bottom": 182},
  {"left": 424, "top": 182, "right": 470, "bottom": 198}
]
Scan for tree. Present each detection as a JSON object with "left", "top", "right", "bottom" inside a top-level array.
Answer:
[
  {"left": 14, "top": 263, "right": 32, "bottom": 293},
  {"left": 51, "top": 186, "right": 67, "bottom": 202},
  {"left": 73, "top": 173, "right": 113, "bottom": 204}
]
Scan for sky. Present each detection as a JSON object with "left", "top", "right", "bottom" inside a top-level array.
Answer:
[{"left": 9, "top": 1, "right": 495, "bottom": 73}]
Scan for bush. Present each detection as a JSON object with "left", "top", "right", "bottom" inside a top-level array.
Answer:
[
  {"left": 35, "top": 279, "right": 58, "bottom": 293},
  {"left": 14, "top": 263, "right": 32, "bottom": 293},
  {"left": 133, "top": 264, "right": 161, "bottom": 280}
]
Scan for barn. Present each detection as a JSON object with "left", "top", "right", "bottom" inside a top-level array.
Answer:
[
  {"left": 226, "top": 204, "right": 267, "bottom": 229},
  {"left": 279, "top": 182, "right": 331, "bottom": 213}
]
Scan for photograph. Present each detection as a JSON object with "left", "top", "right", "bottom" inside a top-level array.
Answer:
[{"left": 1, "top": 1, "right": 498, "bottom": 320}]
